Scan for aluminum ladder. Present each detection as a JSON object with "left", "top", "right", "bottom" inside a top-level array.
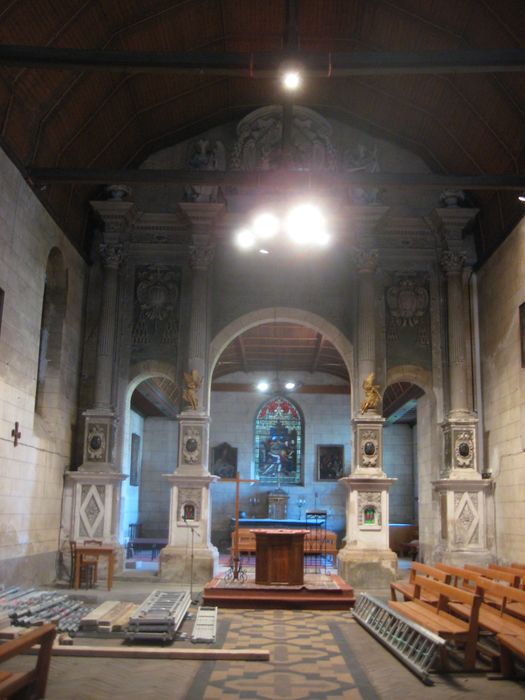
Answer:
[
  {"left": 126, "top": 590, "right": 191, "bottom": 642},
  {"left": 352, "top": 593, "right": 446, "bottom": 685},
  {"left": 191, "top": 606, "right": 218, "bottom": 643}
]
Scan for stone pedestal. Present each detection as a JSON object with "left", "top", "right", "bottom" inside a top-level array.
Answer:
[
  {"left": 66, "top": 470, "right": 127, "bottom": 551},
  {"left": 159, "top": 473, "right": 218, "bottom": 583},
  {"left": 433, "top": 477, "right": 494, "bottom": 566},
  {"left": 337, "top": 475, "right": 397, "bottom": 588}
]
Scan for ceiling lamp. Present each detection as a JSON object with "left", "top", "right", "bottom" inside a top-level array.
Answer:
[
  {"left": 519, "top": 192, "right": 525, "bottom": 202},
  {"left": 281, "top": 69, "right": 302, "bottom": 92},
  {"left": 234, "top": 203, "right": 330, "bottom": 252},
  {"left": 256, "top": 378, "right": 299, "bottom": 393}
]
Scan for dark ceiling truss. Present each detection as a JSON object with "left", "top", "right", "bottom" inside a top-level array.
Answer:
[
  {"left": 26, "top": 167, "right": 525, "bottom": 191},
  {"left": 3, "top": 44, "right": 525, "bottom": 77}
]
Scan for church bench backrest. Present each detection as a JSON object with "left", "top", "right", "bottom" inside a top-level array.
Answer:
[
  {"left": 487, "top": 564, "right": 525, "bottom": 588},
  {"left": 465, "top": 564, "right": 521, "bottom": 587},
  {"left": 434, "top": 563, "right": 479, "bottom": 592},
  {"left": 0, "top": 623, "right": 56, "bottom": 699},
  {"left": 475, "top": 578, "right": 525, "bottom": 618},
  {"left": 409, "top": 562, "right": 449, "bottom": 584}
]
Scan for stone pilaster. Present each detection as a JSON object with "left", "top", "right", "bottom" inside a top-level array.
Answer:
[
  {"left": 64, "top": 196, "right": 135, "bottom": 563},
  {"left": 355, "top": 248, "right": 378, "bottom": 401},
  {"left": 433, "top": 478, "right": 494, "bottom": 566},
  {"left": 160, "top": 203, "right": 224, "bottom": 583},
  {"left": 159, "top": 472, "right": 219, "bottom": 584},
  {"left": 337, "top": 475, "right": 397, "bottom": 588}
]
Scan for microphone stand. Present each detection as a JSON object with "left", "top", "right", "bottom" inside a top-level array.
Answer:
[{"left": 182, "top": 515, "right": 200, "bottom": 604}]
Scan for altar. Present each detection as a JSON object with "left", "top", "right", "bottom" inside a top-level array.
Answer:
[{"left": 252, "top": 529, "right": 309, "bottom": 586}]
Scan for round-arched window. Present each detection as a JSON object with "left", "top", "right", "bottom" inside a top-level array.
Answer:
[{"left": 254, "top": 396, "right": 303, "bottom": 485}]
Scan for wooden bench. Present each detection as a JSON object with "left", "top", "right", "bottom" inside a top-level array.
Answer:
[
  {"left": 0, "top": 623, "right": 56, "bottom": 699},
  {"left": 389, "top": 575, "right": 481, "bottom": 670},
  {"left": 434, "top": 563, "right": 480, "bottom": 593},
  {"left": 447, "top": 577, "right": 525, "bottom": 670},
  {"left": 231, "top": 528, "right": 338, "bottom": 564},
  {"left": 390, "top": 562, "right": 449, "bottom": 603},
  {"left": 488, "top": 564, "right": 525, "bottom": 589},
  {"left": 464, "top": 565, "right": 522, "bottom": 608},
  {"left": 498, "top": 633, "right": 525, "bottom": 678}
]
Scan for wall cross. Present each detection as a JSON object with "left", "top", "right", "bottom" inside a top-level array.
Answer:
[{"left": 11, "top": 421, "right": 21, "bottom": 447}]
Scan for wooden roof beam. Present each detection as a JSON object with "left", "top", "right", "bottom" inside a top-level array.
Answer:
[
  {"left": 27, "top": 167, "right": 525, "bottom": 191},
  {"left": 237, "top": 336, "right": 248, "bottom": 373},
  {"left": 310, "top": 333, "right": 324, "bottom": 373},
  {"left": 3, "top": 45, "right": 525, "bottom": 76}
]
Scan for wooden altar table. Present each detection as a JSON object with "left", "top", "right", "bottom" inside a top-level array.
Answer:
[{"left": 251, "top": 529, "right": 309, "bottom": 586}]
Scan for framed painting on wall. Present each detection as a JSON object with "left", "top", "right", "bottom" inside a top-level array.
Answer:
[
  {"left": 316, "top": 444, "right": 344, "bottom": 481},
  {"left": 130, "top": 433, "right": 141, "bottom": 486},
  {"left": 211, "top": 442, "right": 238, "bottom": 478}
]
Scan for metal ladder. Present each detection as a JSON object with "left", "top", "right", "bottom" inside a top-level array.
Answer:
[
  {"left": 191, "top": 606, "right": 218, "bottom": 644},
  {"left": 126, "top": 590, "right": 191, "bottom": 642},
  {"left": 352, "top": 593, "right": 446, "bottom": 685}
]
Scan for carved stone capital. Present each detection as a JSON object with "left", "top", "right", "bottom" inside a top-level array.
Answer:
[
  {"left": 99, "top": 242, "right": 126, "bottom": 269},
  {"left": 441, "top": 250, "right": 466, "bottom": 276},
  {"left": 355, "top": 248, "right": 378, "bottom": 274},
  {"left": 190, "top": 242, "right": 215, "bottom": 269}
]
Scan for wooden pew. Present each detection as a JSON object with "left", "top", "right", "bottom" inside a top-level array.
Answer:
[
  {"left": 390, "top": 561, "right": 449, "bottom": 603},
  {"left": 498, "top": 633, "right": 525, "bottom": 678},
  {"left": 389, "top": 576, "right": 481, "bottom": 670},
  {"left": 0, "top": 623, "right": 56, "bottom": 699},
  {"left": 488, "top": 564, "right": 525, "bottom": 589},
  {"left": 464, "top": 565, "right": 521, "bottom": 608},
  {"left": 434, "top": 563, "right": 480, "bottom": 593}
]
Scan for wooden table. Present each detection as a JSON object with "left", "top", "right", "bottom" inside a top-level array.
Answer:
[
  {"left": 73, "top": 544, "right": 116, "bottom": 591},
  {"left": 251, "top": 529, "right": 309, "bottom": 586}
]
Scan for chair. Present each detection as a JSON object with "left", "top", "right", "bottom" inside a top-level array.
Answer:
[{"left": 70, "top": 540, "right": 98, "bottom": 589}]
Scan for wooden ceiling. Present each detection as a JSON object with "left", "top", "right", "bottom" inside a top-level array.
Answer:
[
  {"left": 1, "top": 1, "right": 525, "bottom": 257},
  {"left": 213, "top": 321, "right": 349, "bottom": 382}
]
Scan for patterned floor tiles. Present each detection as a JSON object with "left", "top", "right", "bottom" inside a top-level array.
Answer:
[{"left": 186, "top": 609, "right": 377, "bottom": 700}]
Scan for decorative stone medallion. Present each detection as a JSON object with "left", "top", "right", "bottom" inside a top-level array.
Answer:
[
  {"left": 454, "top": 430, "right": 475, "bottom": 469},
  {"left": 360, "top": 430, "right": 379, "bottom": 468},
  {"left": 86, "top": 424, "right": 107, "bottom": 462},
  {"left": 182, "top": 427, "right": 202, "bottom": 465}
]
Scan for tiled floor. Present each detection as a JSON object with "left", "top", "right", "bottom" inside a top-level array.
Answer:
[{"left": 4, "top": 570, "right": 525, "bottom": 699}]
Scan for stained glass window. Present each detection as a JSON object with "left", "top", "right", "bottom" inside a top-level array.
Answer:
[{"left": 254, "top": 396, "right": 303, "bottom": 485}]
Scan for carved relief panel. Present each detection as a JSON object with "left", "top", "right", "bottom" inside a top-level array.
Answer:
[{"left": 131, "top": 265, "right": 181, "bottom": 362}]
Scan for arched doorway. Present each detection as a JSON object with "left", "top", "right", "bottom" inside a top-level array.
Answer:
[
  {"left": 121, "top": 371, "right": 178, "bottom": 570},
  {"left": 383, "top": 365, "right": 439, "bottom": 562},
  {"left": 208, "top": 310, "right": 353, "bottom": 558}
]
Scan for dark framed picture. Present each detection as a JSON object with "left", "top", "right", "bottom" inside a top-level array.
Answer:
[
  {"left": 211, "top": 442, "right": 238, "bottom": 478},
  {"left": 130, "top": 433, "right": 141, "bottom": 486},
  {"left": 316, "top": 444, "right": 344, "bottom": 481},
  {"left": 521, "top": 302, "right": 525, "bottom": 368}
]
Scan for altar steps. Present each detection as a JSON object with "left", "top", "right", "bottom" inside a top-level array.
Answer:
[{"left": 202, "top": 574, "right": 355, "bottom": 610}]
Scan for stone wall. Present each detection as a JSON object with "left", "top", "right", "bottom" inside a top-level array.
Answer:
[
  {"left": 139, "top": 417, "right": 178, "bottom": 537},
  {"left": 119, "top": 409, "right": 144, "bottom": 541},
  {"left": 0, "top": 147, "right": 86, "bottom": 586},
  {"left": 383, "top": 423, "right": 416, "bottom": 523},
  {"left": 478, "top": 216, "right": 525, "bottom": 563}
]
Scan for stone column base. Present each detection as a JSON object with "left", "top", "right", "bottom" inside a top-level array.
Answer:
[
  {"left": 431, "top": 548, "right": 494, "bottom": 568},
  {"left": 159, "top": 544, "right": 219, "bottom": 584},
  {"left": 337, "top": 547, "right": 397, "bottom": 589}
]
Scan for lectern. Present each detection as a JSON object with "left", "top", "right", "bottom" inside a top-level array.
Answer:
[{"left": 251, "top": 528, "right": 309, "bottom": 585}]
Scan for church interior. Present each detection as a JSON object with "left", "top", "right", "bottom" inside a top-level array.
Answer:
[{"left": 2, "top": 1, "right": 525, "bottom": 698}]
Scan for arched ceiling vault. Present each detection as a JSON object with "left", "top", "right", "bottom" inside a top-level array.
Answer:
[{"left": 1, "top": 1, "right": 525, "bottom": 257}]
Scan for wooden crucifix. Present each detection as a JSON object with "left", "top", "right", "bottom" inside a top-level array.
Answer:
[
  {"left": 11, "top": 421, "right": 21, "bottom": 447},
  {"left": 217, "top": 471, "right": 257, "bottom": 581}
]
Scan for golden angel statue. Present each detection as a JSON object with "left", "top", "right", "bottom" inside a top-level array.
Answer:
[
  {"left": 183, "top": 369, "right": 202, "bottom": 411},
  {"left": 360, "top": 372, "right": 381, "bottom": 413}
]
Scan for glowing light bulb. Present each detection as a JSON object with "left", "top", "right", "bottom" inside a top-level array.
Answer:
[
  {"left": 235, "top": 228, "right": 255, "bottom": 249},
  {"left": 282, "top": 70, "right": 302, "bottom": 91},
  {"left": 257, "top": 381, "right": 270, "bottom": 392},
  {"left": 253, "top": 212, "right": 280, "bottom": 239}
]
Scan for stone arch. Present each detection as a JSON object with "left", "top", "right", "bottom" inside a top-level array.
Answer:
[
  {"left": 384, "top": 364, "right": 439, "bottom": 562},
  {"left": 128, "top": 360, "right": 178, "bottom": 399},
  {"left": 208, "top": 307, "right": 354, "bottom": 405},
  {"left": 385, "top": 364, "right": 434, "bottom": 399},
  {"left": 35, "top": 246, "right": 68, "bottom": 418},
  {"left": 119, "top": 360, "right": 179, "bottom": 544}
]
